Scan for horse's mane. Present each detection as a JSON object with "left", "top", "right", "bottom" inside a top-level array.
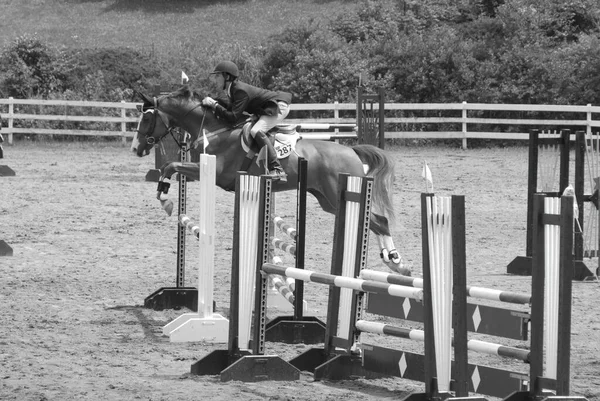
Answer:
[{"left": 168, "top": 85, "right": 204, "bottom": 104}]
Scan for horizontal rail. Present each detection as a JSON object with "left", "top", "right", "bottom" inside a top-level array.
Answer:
[
  {"left": 179, "top": 215, "right": 200, "bottom": 239},
  {"left": 273, "top": 216, "right": 297, "bottom": 241},
  {"left": 2, "top": 98, "right": 600, "bottom": 147},
  {"left": 356, "top": 320, "right": 530, "bottom": 362},
  {"left": 262, "top": 263, "right": 424, "bottom": 300},
  {"left": 360, "top": 270, "right": 531, "bottom": 305}
]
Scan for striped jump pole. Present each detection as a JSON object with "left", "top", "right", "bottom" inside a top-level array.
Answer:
[
  {"left": 355, "top": 320, "right": 531, "bottom": 363},
  {"left": 268, "top": 274, "right": 295, "bottom": 304},
  {"left": 262, "top": 264, "right": 423, "bottom": 300},
  {"left": 270, "top": 237, "right": 296, "bottom": 257},
  {"left": 265, "top": 217, "right": 298, "bottom": 308},
  {"left": 273, "top": 216, "right": 297, "bottom": 241},
  {"left": 360, "top": 270, "right": 531, "bottom": 305},
  {"left": 179, "top": 215, "right": 200, "bottom": 239},
  {"left": 162, "top": 154, "right": 229, "bottom": 343}
]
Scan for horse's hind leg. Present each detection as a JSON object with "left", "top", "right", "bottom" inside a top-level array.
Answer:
[{"left": 371, "top": 213, "right": 411, "bottom": 276}]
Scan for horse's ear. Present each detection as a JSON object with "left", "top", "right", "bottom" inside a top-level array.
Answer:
[
  {"left": 135, "top": 91, "right": 155, "bottom": 110},
  {"left": 181, "top": 85, "right": 193, "bottom": 99}
]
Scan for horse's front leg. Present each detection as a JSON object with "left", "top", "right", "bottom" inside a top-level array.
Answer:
[
  {"left": 160, "top": 161, "right": 202, "bottom": 181},
  {"left": 155, "top": 162, "right": 202, "bottom": 216}
]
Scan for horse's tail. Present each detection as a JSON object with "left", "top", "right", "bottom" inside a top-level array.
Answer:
[{"left": 352, "top": 144, "right": 395, "bottom": 223}]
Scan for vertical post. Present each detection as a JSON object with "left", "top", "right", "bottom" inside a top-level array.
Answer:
[
  {"left": 574, "top": 130, "right": 586, "bottom": 261},
  {"left": 323, "top": 173, "right": 350, "bottom": 353},
  {"left": 451, "top": 195, "right": 469, "bottom": 397},
  {"left": 252, "top": 175, "right": 272, "bottom": 356},
  {"left": 356, "top": 86, "right": 364, "bottom": 145},
  {"left": 229, "top": 173, "right": 244, "bottom": 354},
  {"left": 176, "top": 134, "right": 187, "bottom": 289},
  {"left": 420, "top": 193, "right": 437, "bottom": 397},
  {"left": 293, "top": 158, "right": 307, "bottom": 320},
  {"left": 587, "top": 104, "right": 592, "bottom": 137},
  {"left": 461, "top": 101, "right": 468, "bottom": 150},
  {"left": 556, "top": 196, "right": 574, "bottom": 395},
  {"left": 529, "top": 194, "right": 546, "bottom": 396},
  {"left": 558, "top": 129, "right": 570, "bottom": 193},
  {"left": 350, "top": 176, "right": 373, "bottom": 347},
  {"left": 525, "top": 129, "right": 540, "bottom": 258},
  {"left": 8, "top": 97, "right": 13, "bottom": 144},
  {"left": 120, "top": 100, "right": 127, "bottom": 143},
  {"left": 378, "top": 87, "right": 385, "bottom": 149},
  {"left": 333, "top": 101, "right": 340, "bottom": 143}
]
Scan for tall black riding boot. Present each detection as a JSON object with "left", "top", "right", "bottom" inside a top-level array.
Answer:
[{"left": 253, "top": 131, "right": 287, "bottom": 182}]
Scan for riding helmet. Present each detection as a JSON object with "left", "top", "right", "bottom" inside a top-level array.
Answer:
[{"left": 211, "top": 61, "right": 239, "bottom": 78}]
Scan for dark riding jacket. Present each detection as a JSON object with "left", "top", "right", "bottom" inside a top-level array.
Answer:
[{"left": 213, "top": 81, "right": 292, "bottom": 124}]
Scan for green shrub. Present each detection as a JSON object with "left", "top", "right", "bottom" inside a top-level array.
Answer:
[
  {"left": 65, "top": 47, "right": 162, "bottom": 100},
  {"left": 0, "top": 35, "right": 71, "bottom": 98}
]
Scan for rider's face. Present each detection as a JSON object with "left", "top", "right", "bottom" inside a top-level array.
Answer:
[{"left": 211, "top": 73, "right": 225, "bottom": 89}]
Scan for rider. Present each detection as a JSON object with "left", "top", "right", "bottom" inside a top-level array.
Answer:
[{"left": 201, "top": 60, "right": 292, "bottom": 183}]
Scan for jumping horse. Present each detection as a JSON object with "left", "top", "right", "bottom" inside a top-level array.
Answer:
[{"left": 131, "top": 86, "right": 408, "bottom": 274}]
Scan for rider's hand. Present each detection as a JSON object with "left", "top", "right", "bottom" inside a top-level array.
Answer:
[{"left": 202, "top": 97, "right": 217, "bottom": 108}]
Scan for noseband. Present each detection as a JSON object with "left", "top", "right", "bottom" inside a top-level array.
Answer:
[{"left": 139, "top": 96, "right": 210, "bottom": 149}]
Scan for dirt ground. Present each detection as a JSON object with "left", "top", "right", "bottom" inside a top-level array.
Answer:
[{"left": 1, "top": 141, "right": 599, "bottom": 401}]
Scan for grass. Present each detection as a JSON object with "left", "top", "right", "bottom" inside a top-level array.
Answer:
[
  {"left": 0, "top": 0, "right": 358, "bottom": 54},
  {"left": 1, "top": 0, "right": 361, "bottom": 85}
]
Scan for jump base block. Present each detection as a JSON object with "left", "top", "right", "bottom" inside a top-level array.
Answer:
[
  {"left": 144, "top": 287, "right": 197, "bottom": 311},
  {"left": 265, "top": 315, "right": 327, "bottom": 344},
  {"left": 191, "top": 350, "right": 300, "bottom": 381}
]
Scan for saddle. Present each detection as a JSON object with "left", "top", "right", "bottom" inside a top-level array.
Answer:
[{"left": 239, "top": 122, "right": 301, "bottom": 161}]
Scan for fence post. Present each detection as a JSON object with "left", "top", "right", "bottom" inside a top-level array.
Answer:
[
  {"left": 334, "top": 101, "right": 340, "bottom": 143},
  {"left": 378, "top": 87, "right": 385, "bottom": 149},
  {"left": 7, "top": 97, "right": 13, "bottom": 144},
  {"left": 587, "top": 103, "right": 592, "bottom": 137},
  {"left": 462, "top": 101, "right": 468, "bottom": 150},
  {"left": 121, "top": 100, "right": 127, "bottom": 143}
]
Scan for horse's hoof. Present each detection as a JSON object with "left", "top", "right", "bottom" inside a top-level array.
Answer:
[
  {"left": 381, "top": 249, "right": 411, "bottom": 276},
  {"left": 391, "top": 264, "right": 412, "bottom": 276},
  {"left": 161, "top": 199, "right": 174, "bottom": 216}
]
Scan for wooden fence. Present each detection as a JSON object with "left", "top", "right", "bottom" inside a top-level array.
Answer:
[{"left": 1, "top": 97, "right": 600, "bottom": 149}]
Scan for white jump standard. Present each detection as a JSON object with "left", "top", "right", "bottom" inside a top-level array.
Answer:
[
  {"left": 162, "top": 154, "right": 229, "bottom": 343},
  {"left": 283, "top": 193, "right": 584, "bottom": 400}
]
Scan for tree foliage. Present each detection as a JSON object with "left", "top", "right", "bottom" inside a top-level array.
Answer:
[
  {"left": 262, "top": 0, "right": 600, "bottom": 105},
  {"left": 1, "top": 0, "right": 600, "bottom": 106}
]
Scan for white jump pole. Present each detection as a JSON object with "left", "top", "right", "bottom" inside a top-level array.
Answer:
[{"left": 162, "top": 154, "right": 229, "bottom": 342}]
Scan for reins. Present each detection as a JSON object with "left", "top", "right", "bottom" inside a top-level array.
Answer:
[{"left": 150, "top": 96, "right": 229, "bottom": 151}]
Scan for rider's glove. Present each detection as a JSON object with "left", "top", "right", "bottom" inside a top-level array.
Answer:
[{"left": 202, "top": 97, "right": 217, "bottom": 108}]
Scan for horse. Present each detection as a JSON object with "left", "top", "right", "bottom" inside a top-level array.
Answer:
[{"left": 131, "top": 86, "right": 409, "bottom": 275}]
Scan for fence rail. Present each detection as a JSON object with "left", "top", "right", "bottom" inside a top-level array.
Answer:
[{"left": 1, "top": 97, "right": 600, "bottom": 148}]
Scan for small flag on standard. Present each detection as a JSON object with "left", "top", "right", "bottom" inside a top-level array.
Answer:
[
  {"left": 181, "top": 71, "right": 189, "bottom": 84},
  {"left": 202, "top": 129, "right": 210, "bottom": 154},
  {"left": 422, "top": 161, "right": 433, "bottom": 193},
  {"left": 562, "top": 184, "right": 582, "bottom": 232}
]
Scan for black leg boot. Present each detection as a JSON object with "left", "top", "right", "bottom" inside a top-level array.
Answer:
[{"left": 254, "top": 131, "right": 287, "bottom": 183}]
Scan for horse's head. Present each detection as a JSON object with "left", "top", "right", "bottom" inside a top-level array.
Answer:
[
  {"left": 131, "top": 86, "right": 235, "bottom": 157},
  {"left": 131, "top": 90, "right": 177, "bottom": 157}
]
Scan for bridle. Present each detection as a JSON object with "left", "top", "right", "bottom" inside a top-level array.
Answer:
[
  {"left": 138, "top": 96, "right": 204, "bottom": 148},
  {"left": 137, "top": 95, "right": 229, "bottom": 151}
]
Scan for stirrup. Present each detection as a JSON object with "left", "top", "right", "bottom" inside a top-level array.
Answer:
[{"left": 268, "top": 168, "right": 287, "bottom": 183}]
